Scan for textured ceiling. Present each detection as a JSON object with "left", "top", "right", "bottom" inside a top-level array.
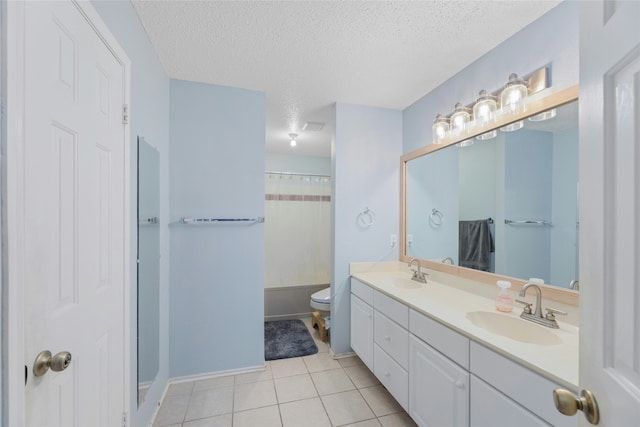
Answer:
[{"left": 132, "top": 0, "right": 561, "bottom": 157}]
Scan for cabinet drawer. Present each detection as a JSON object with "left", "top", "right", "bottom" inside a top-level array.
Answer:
[
  {"left": 470, "top": 342, "right": 577, "bottom": 427},
  {"left": 374, "top": 290, "right": 408, "bottom": 328},
  {"left": 410, "top": 309, "right": 469, "bottom": 369},
  {"left": 351, "top": 278, "right": 374, "bottom": 305},
  {"left": 374, "top": 310, "right": 409, "bottom": 369},
  {"left": 471, "top": 375, "right": 550, "bottom": 427},
  {"left": 374, "top": 344, "right": 408, "bottom": 411}
]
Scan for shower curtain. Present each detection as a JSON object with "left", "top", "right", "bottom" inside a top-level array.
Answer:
[{"left": 265, "top": 173, "right": 331, "bottom": 287}]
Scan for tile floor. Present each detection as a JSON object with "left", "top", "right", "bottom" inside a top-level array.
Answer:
[{"left": 153, "top": 317, "right": 417, "bottom": 427}]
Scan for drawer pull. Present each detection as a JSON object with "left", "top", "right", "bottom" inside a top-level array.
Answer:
[
  {"left": 455, "top": 381, "right": 465, "bottom": 389},
  {"left": 384, "top": 335, "right": 391, "bottom": 342},
  {"left": 384, "top": 372, "right": 390, "bottom": 378}
]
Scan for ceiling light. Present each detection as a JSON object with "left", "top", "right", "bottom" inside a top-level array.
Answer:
[{"left": 289, "top": 133, "right": 298, "bottom": 147}]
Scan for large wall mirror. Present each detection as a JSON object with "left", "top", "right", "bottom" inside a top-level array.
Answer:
[
  {"left": 137, "top": 137, "right": 160, "bottom": 406},
  {"left": 401, "top": 86, "right": 579, "bottom": 291}
]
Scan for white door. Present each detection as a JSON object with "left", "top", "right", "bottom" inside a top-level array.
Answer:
[
  {"left": 579, "top": 0, "right": 640, "bottom": 425},
  {"left": 17, "top": 1, "right": 129, "bottom": 425}
]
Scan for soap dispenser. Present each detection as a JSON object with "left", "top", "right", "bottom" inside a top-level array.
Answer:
[{"left": 495, "top": 280, "right": 513, "bottom": 313}]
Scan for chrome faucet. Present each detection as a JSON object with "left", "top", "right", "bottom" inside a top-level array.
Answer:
[
  {"left": 442, "top": 257, "right": 454, "bottom": 265},
  {"left": 408, "top": 258, "right": 427, "bottom": 283},
  {"left": 569, "top": 280, "right": 580, "bottom": 290},
  {"left": 517, "top": 282, "right": 566, "bottom": 328}
]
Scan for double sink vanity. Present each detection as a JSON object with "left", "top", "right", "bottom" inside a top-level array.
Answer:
[{"left": 349, "top": 261, "right": 578, "bottom": 427}]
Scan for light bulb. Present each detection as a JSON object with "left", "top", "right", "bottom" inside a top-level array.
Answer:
[
  {"left": 432, "top": 114, "right": 449, "bottom": 143},
  {"left": 288, "top": 133, "right": 298, "bottom": 147},
  {"left": 500, "top": 73, "right": 528, "bottom": 132},
  {"left": 450, "top": 103, "right": 473, "bottom": 146},
  {"left": 473, "top": 90, "right": 497, "bottom": 140}
]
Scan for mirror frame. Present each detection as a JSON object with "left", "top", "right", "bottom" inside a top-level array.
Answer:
[{"left": 399, "top": 85, "right": 579, "bottom": 305}]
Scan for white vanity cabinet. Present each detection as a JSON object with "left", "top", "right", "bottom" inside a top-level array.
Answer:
[
  {"left": 469, "top": 342, "right": 578, "bottom": 427},
  {"left": 408, "top": 309, "right": 470, "bottom": 427},
  {"left": 350, "top": 279, "right": 374, "bottom": 370},
  {"left": 409, "top": 335, "right": 469, "bottom": 427},
  {"left": 349, "top": 277, "right": 576, "bottom": 427},
  {"left": 470, "top": 375, "right": 550, "bottom": 427},
  {"left": 351, "top": 278, "right": 409, "bottom": 409}
]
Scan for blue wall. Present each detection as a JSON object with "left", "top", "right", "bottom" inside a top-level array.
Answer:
[
  {"left": 503, "top": 130, "right": 553, "bottom": 281},
  {"left": 550, "top": 127, "right": 579, "bottom": 286},
  {"left": 406, "top": 148, "right": 459, "bottom": 262},
  {"left": 91, "top": 1, "right": 170, "bottom": 425},
  {"left": 332, "top": 104, "right": 403, "bottom": 355},
  {"left": 169, "top": 79, "right": 266, "bottom": 377},
  {"left": 266, "top": 153, "right": 331, "bottom": 176},
  {"left": 403, "top": 1, "right": 579, "bottom": 154}
]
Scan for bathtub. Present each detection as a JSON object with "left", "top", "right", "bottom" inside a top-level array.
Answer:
[{"left": 264, "top": 283, "right": 329, "bottom": 321}]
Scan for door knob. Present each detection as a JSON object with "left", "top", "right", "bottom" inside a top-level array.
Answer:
[
  {"left": 553, "top": 388, "right": 600, "bottom": 425},
  {"left": 33, "top": 350, "right": 72, "bottom": 377}
]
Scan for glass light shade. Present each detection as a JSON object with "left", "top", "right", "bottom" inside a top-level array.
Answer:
[
  {"left": 432, "top": 114, "right": 450, "bottom": 143},
  {"left": 451, "top": 103, "right": 473, "bottom": 146},
  {"left": 500, "top": 73, "right": 527, "bottom": 132},
  {"left": 457, "top": 139, "right": 474, "bottom": 147},
  {"left": 473, "top": 90, "right": 497, "bottom": 140},
  {"left": 528, "top": 108, "right": 557, "bottom": 122},
  {"left": 500, "top": 73, "right": 528, "bottom": 111},
  {"left": 450, "top": 103, "right": 471, "bottom": 132}
]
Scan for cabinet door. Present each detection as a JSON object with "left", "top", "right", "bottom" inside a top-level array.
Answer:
[
  {"left": 470, "top": 376, "right": 550, "bottom": 427},
  {"left": 409, "top": 335, "right": 469, "bottom": 427},
  {"left": 351, "top": 294, "right": 374, "bottom": 369}
]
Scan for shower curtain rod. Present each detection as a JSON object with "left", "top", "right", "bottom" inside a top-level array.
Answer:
[{"left": 265, "top": 171, "right": 331, "bottom": 178}]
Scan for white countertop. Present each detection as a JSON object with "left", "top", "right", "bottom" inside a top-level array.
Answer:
[{"left": 350, "top": 264, "right": 579, "bottom": 391}]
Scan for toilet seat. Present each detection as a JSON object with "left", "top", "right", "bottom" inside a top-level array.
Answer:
[{"left": 310, "top": 287, "right": 331, "bottom": 311}]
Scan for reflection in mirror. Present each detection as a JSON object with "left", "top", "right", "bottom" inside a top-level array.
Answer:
[
  {"left": 405, "top": 96, "right": 578, "bottom": 289},
  {"left": 137, "top": 137, "right": 160, "bottom": 406}
]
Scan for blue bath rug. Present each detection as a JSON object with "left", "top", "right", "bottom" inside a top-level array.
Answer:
[{"left": 264, "top": 319, "right": 318, "bottom": 361}]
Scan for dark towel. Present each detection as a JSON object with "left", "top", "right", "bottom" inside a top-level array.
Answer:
[{"left": 459, "top": 219, "right": 494, "bottom": 271}]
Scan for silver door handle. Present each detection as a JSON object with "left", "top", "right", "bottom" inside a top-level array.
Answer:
[{"left": 33, "top": 350, "right": 72, "bottom": 377}]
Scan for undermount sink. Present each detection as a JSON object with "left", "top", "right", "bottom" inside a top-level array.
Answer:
[{"left": 466, "top": 311, "right": 562, "bottom": 346}]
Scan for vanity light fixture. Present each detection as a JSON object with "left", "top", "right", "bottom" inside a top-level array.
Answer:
[
  {"left": 432, "top": 114, "right": 450, "bottom": 144},
  {"left": 428, "top": 66, "right": 550, "bottom": 144},
  {"left": 499, "top": 73, "right": 528, "bottom": 132},
  {"left": 450, "top": 103, "right": 473, "bottom": 147},
  {"left": 288, "top": 133, "right": 298, "bottom": 147},
  {"left": 473, "top": 90, "right": 498, "bottom": 140}
]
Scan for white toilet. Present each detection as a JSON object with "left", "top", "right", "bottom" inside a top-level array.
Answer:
[{"left": 310, "top": 287, "right": 331, "bottom": 312}]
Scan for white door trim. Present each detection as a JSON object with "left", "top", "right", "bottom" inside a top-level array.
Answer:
[{"left": 5, "top": 1, "right": 131, "bottom": 425}]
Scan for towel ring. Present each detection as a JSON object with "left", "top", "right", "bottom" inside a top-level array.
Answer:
[
  {"left": 357, "top": 207, "right": 376, "bottom": 228},
  {"left": 429, "top": 209, "right": 443, "bottom": 227}
]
